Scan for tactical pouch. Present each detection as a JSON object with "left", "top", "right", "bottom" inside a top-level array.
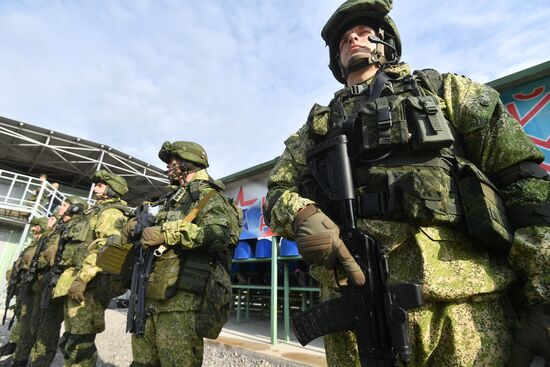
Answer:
[
  {"left": 457, "top": 162, "right": 513, "bottom": 253},
  {"left": 357, "top": 95, "right": 410, "bottom": 154},
  {"left": 177, "top": 253, "right": 211, "bottom": 294},
  {"left": 405, "top": 95, "right": 454, "bottom": 151},
  {"left": 64, "top": 219, "right": 93, "bottom": 243},
  {"left": 96, "top": 241, "right": 133, "bottom": 276},
  {"left": 146, "top": 249, "right": 180, "bottom": 300},
  {"left": 196, "top": 262, "right": 232, "bottom": 339}
]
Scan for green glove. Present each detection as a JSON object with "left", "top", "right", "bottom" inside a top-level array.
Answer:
[
  {"left": 68, "top": 278, "right": 87, "bottom": 303},
  {"left": 122, "top": 218, "right": 137, "bottom": 242},
  {"left": 141, "top": 226, "right": 165, "bottom": 247},
  {"left": 294, "top": 205, "right": 365, "bottom": 286}
]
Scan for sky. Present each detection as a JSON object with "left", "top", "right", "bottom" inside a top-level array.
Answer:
[{"left": 0, "top": 0, "right": 549, "bottom": 178}]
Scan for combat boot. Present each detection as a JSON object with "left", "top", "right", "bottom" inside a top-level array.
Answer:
[{"left": 0, "top": 342, "right": 16, "bottom": 357}]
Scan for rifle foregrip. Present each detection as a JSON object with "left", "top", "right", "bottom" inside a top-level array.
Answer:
[{"left": 291, "top": 295, "right": 355, "bottom": 346}]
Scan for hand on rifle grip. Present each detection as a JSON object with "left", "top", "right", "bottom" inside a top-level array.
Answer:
[
  {"left": 294, "top": 205, "right": 365, "bottom": 286},
  {"left": 122, "top": 218, "right": 138, "bottom": 242}
]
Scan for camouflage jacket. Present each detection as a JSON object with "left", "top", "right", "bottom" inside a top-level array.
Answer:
[
  {"left": 267, "top": 63, "right": 549, "bottom": 304},
  {"left": 146, "top": 169, "right": 231, "bottom": 312},
  {"left": 75, "top": 198, "right": 128, "bottom": 283}
]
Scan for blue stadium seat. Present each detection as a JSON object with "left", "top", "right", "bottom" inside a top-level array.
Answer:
[
  {"left": 280, "top": 238, "right": 299, "bottom": 257},
  {"left": 233, "top": 241, "right": 252, "bottom": 260},
  {"left": 255, "top": 238, "right": 272, "bottom": 258}
]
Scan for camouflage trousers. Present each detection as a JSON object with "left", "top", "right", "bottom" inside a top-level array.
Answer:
[
  {"left": 60, "top": 289, "right": 111, "bottom": 367},
  {"left": 131, "top": 310, "right": 203, "bottom": 367},
  {"left": 58, "top": 332, "right": 97, "bottom": 367},
  {"left": 322, "top": 295, "right": 515, "bottom": 367},
  {"left": 13, "top": 278, "right": 64, "bottom": 367}
]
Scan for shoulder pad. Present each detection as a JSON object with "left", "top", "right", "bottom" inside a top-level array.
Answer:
[
  {"left": 413, "top": 69, "right": 443, "bottom": 96},
  {"left": 306, "top": 103, "right": 330, "bottom": 136}
]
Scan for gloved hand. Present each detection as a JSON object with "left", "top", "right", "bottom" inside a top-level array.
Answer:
[
  {"left": 508, "top": 302, "right": 550, "bottom": 364},
  {"left": 122, "top": 218, "right": 137, "bottom": 241},
  {"left": 141, "top": 226, "right": 165, "bottom": 247},
  {"left": 42, "top": 244, "right": 58, "bottom": 266},
  {"left": 68, "top": 278, "right": 87, "bottom": 303},
  {"left": 294, "top": 205, "right": 365, "bottom": 286}
]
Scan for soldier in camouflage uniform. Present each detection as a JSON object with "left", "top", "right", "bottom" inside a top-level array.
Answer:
[
  {"left": 8, "top": 216, "right": 52, "bottom": 367},
  {"left": 0, "top": 217, "right": 48, "bottom": 365},
  {"left": 58, "top": 171, "right": 129, "bottom": 367},
  {"left": 129, "top": 141, "right": 233, "bottom": 367},
  {"left": 29, "top": 198, "right": 89, "bottom": 367},
  {"left": 265, "top": 1, "right": 549, "bottom": 366}
]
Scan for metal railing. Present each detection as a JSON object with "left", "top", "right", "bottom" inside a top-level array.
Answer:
[{"left": 0, "top": 169, "right": 66, "bottom": 220}]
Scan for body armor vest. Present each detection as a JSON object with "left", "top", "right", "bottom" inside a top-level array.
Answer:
[
  {"left": 60, "top": 215, "right": 92, "bottom": 268},
  {"left": 147, "top": 181, "right": 218, "bottom": 300},
  {"left": 304, "top": 69, "right": 513, "bottom": 252}
]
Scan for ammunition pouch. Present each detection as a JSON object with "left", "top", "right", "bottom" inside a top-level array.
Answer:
[
  {"left": 405, "top": 96, "right": 455, "bottom": 151},
  {"left": 356, "top": 158, "right": 463, "bottom": 228},
  {"left": 96, "top": 237, "right": 133, "bottom": 277},
  {"left": 146, "top": 249, "right": 180, "bottom": 301},
  {"left": 340, "top": 94, "right": 453, "bottom": 160},
  {"left": 64, "top": 219, "right": 93, "bottom": 244},
  {"left": 177, "top": 252, "right": 212, "bottom": 294},
  {"left": 195, "top": 262, "right": 232, "bottom": 339},
  {"left": 457, "top": 160, "right": 513, "bottom": 252}
]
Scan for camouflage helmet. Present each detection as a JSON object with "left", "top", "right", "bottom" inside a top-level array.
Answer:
[
  {"left": 91, "top": 170, "right": 129, "bottom": 196},
  {"left": 29, "top": 217, "right": 49, "bottom": 231},
  {"left": 322, "top": 0, "right": 401, "bottom": 84},
  {"left": 158, "top": 141, "right": 209, "bottom": 168},
  {"left": 65, "top": 196, "right": 89, "bottom": 211}
]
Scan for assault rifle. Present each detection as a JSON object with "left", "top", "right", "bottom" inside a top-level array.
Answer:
[
  {"left": 2, "top": 260, "right": 22, "bottom": 329},
  {"left": 126, "top": 203, "right": 154, "bottom": 338},
  {"left": 291, "top": 135, "right": 424, "bottom": 366},
  {"left": 9, "top": 235, "right": 50, "bottom": 329},
  {"left": 38, "top": 225, "right": 68, "bottom": 326}
]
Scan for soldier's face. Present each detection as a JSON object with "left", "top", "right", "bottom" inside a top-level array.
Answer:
[
  {"left": 338, "top": 25, "right": 377, "bottom": 68},
  {"left": 166, "top": 158, "right": 184, "bottom": 183},
  {"left": 58, "top": 201, "right": 70, "bottom": 216},
  {"left": 47, "top": 216, "right": 57, "bottom": 228},
  {"left": 30, "top": 225, "right": 41, "bottom": 236},
  {"left": 93, "top": 182, "right": 108, "bottom": 197}
]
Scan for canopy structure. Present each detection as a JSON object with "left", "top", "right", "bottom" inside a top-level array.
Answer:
[{"left": 0, "top": 115, "right": 169, "bottom": 206}]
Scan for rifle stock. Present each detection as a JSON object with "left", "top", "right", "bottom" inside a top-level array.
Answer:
[{"left": 292, "top": 135, "right": 423, "bottom": 366}]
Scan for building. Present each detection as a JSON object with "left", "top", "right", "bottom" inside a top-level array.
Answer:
[{"left": 0, "top": 115, "right": 169, "bottom": 291}]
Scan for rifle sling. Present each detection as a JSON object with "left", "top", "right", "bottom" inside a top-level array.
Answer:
[{"left": 154, "top": 189, "right": 217, "bottom": 257}]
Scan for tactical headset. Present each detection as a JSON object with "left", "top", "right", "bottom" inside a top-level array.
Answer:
[{"left": 66, "top": 203, "right": 84, "bottom": 216}]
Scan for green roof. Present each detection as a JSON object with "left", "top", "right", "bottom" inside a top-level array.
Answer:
[
  {"left": 487, "top": 60, "right": 550, "bottom": 92},
  {"left": 220, "top": 157, "right": 279, "bottom": 184}
]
